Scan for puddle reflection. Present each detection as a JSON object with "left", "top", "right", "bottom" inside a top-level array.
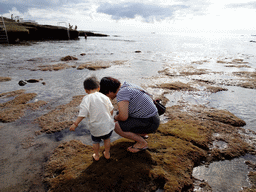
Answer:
[{"left": 193, "top": 154, "right": 256, "bottom": 192}]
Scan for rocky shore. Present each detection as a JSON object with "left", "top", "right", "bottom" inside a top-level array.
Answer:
[
  {"left": 42, "top": 104, "right": 256, "bottom": 192},
  {"left": 1, "top": 17, "right": 108, "bottom": 43},
  {"left": 1, "top": 53, "right": 256, "bottom": 191}
]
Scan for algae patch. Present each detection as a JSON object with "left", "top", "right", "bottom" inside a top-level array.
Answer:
[
  {"left": 0, "top": 77, "right": 12, "bottom": 82},
  {"left": 35, "top": 95, "right": 84, "bottom": 134},
  {"left": 43, "top": 104, "right": 255, "bottom": 191},
  {"left": 0, "top": 90, "right": 47, "bottom": 122},
  {"left": 44, "top": 132, "right": 207, "bottom": 192}
]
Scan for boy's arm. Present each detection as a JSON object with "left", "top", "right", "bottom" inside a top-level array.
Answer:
[{"left": 70, "top": 116, "right": 84, "bottom": 131}]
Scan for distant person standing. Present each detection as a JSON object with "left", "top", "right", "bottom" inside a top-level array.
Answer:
[{"left": 70, "top": 77, "right": 115, "bottom": 161}]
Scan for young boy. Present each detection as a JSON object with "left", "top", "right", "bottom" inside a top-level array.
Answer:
[{"left": 70, "top": 77, "right": 114, "bottom": 161}]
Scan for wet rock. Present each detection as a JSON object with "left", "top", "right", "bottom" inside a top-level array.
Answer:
[
  {"left": 230, "top": 71, "right": 256, "bottom": 89},
  {"left": 0, "top": 90, "right": 47, "bottom": 122},
  {"left": 79, "top": 31, "right": 108, "bottom": 37},
  {"left": 225, "top": 64, "right": 251, "bottom": 68},
  {"left": 180, "top": 70, "right": 208, "bottom": 76},
  {"left": 191, "top": 71, "right": 256, "bottom": 90},
  {"left": 233, "top": 71, "right": 256, "bottom": 78},
  {"left": 77, "top": 60, "right": 127, "bottom": 71},
  {"left": 204, "top": 85, "right": 228, "bottom": 93},
  {"left": 18, "top": 79, "right": 43, "bottom": 86},
  {"left": 44, "top": 133, "right": 207, "bottom": 192},
  {"left": 242, "top": 165, "right": 256, "bottom": 192},
  {"left": 60, "top": 55, "right": 78, "bottom": 61},
  {"left": 173, "top": 105, "right": 246, "bottom": 127},
  {"left": 159, "top": 66, "right": 209, "bottom": 76},
  {"left": 19, "top": 79, "right": 43, "bottom": 86},
  {"left": 237, "top": 80, "right": 256, "bottom": 89},
  {"left": 204, "top": 109, "right": 246, "bottom": 127},
  {"left": 0, "top": 89, "right": 25, "bottom": 98},
  {"left": 165, "top": 104, "right": 254, "bottom": 161},
  {"left": 80, "top": 53, "right": 86, "bottom": 56},
  {"left": 26, "top": 79, "right": 40, "bottom": 83},
  {"left": 154, "top": 82, "right": 198, "bottom": 91},
  {"left": 232, "top": 59, "right": 246, "bottom": 63},
  {"left": 248, "top": 172, "right": 256, "bottom": 186},
  {"left": 245, "top": 161, "right": 256, "bottom": 170},
  {"left": 111, "top": 60, "right": 128, "bottom": 65},
  {"left": 43, "top": 102, "right": 255, "bottom": 192},
  {"left": 3, "top": 16, "right": 79, "bottom": 43},
  {"left": 35, "top": 95, "right": 84, "bottom": 134},
  {"left": 18, "top": 80, "right": 27, "bottom": 86},
  {"left": 217, "top": 58, "right": 249, "bottom": 65},
  {"left": 217, "top": 60, "right": 227, "bottom": 64},
  {"left": 193, "top": 178, "right": 212, "bottom": 191},
  {"left": 77, "top": 62, "right": 110, "bottom": 70},
  {"left": 191, "top": 60, "right": 209, "bottom": 65},
  {"left": 36, "top": 63, "right": 74, "bottom": 71},
  {"left": 0, "top": 77, "right": 12, "bottom": 82}
]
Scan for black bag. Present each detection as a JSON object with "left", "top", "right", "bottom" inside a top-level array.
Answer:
[{"left": 154, "top": 99, "right": 166, "bottom": 116}]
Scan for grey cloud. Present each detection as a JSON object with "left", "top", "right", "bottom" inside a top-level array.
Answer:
[
  {"left": 97, "top": 2, "right": 189, "bottom": 21},
  {"left": 0, "top": 2, "right": 30, "bottom": 13},
  {"left": 0, "top": 0, "right": 82, "bottom": 14},
  {"left": 0, "top": 3, "right": 15, "bottom": 14},
  {"left": 227, "top": 2, "right": 256, "bottom": 9}
]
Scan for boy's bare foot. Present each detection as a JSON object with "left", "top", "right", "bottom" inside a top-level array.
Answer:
[
  {"left": 92, "top": 153, "right": 100, "bottom": 161},
  {"left": 103, "top": 151, "right": 110, "bottom": 159}
]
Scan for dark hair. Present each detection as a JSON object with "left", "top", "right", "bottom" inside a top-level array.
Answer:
[
  {"left": 99, "top": 77, "right": 121, "bottom": 95},
  {"left": 83, "top": 76, "right": 100, "bottom": 90}
]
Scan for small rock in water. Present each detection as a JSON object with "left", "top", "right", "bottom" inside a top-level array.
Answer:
[
  {"left": 18, "top": 80, "right": 27, "bottom": 86},
  {"left": 61, "top": 55, "right": 78, "bottom": 61},
  {"left": 26, "top": 79, "right": 40, "bottom": 83}
]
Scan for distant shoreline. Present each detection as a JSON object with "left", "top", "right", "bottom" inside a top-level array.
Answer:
[{"left": 1, "top": 17, "right": 108, "bottom": 43}]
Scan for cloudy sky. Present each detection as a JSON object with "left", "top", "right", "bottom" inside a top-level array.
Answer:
[{"left": 0, "top": 0, "right": 255, "bottom": 33}]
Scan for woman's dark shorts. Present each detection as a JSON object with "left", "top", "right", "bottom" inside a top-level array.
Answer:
[
  {"left": 91, "top": 130, "right": 113, "bottom": 144},
  {"left": 118, "top": 113, "right": 160, "bottom": 134}
]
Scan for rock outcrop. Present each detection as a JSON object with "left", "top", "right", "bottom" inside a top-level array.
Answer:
[
  {"left": 2, "top": 17, "right": 79, "bottom": 43},
  {"left": 42, "top": 101, "right": 255, "bottom": 192}
]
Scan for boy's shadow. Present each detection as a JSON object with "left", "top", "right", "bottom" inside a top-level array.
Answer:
[{"left": 53, "top": 141, "right": 164, "bottom": 192}]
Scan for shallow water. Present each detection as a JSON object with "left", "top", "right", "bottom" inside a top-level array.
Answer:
[
  {"left": 1, "top": 31, "right": 256, "bottom": 191},
  {"left": 193, "top": 154, "right": 256, "bottom": 192}
]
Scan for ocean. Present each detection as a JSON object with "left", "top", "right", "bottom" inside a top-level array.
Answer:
[{"left": 0, "top": 31, "right": 256, "bottom": 191}]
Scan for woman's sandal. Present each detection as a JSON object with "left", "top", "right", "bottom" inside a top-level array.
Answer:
[
  {"left": 141, "top": 135, "right": 149, "bottom": 139},
  {"left": 127, "top": 145, "right": 148, "bottom": 153}
]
